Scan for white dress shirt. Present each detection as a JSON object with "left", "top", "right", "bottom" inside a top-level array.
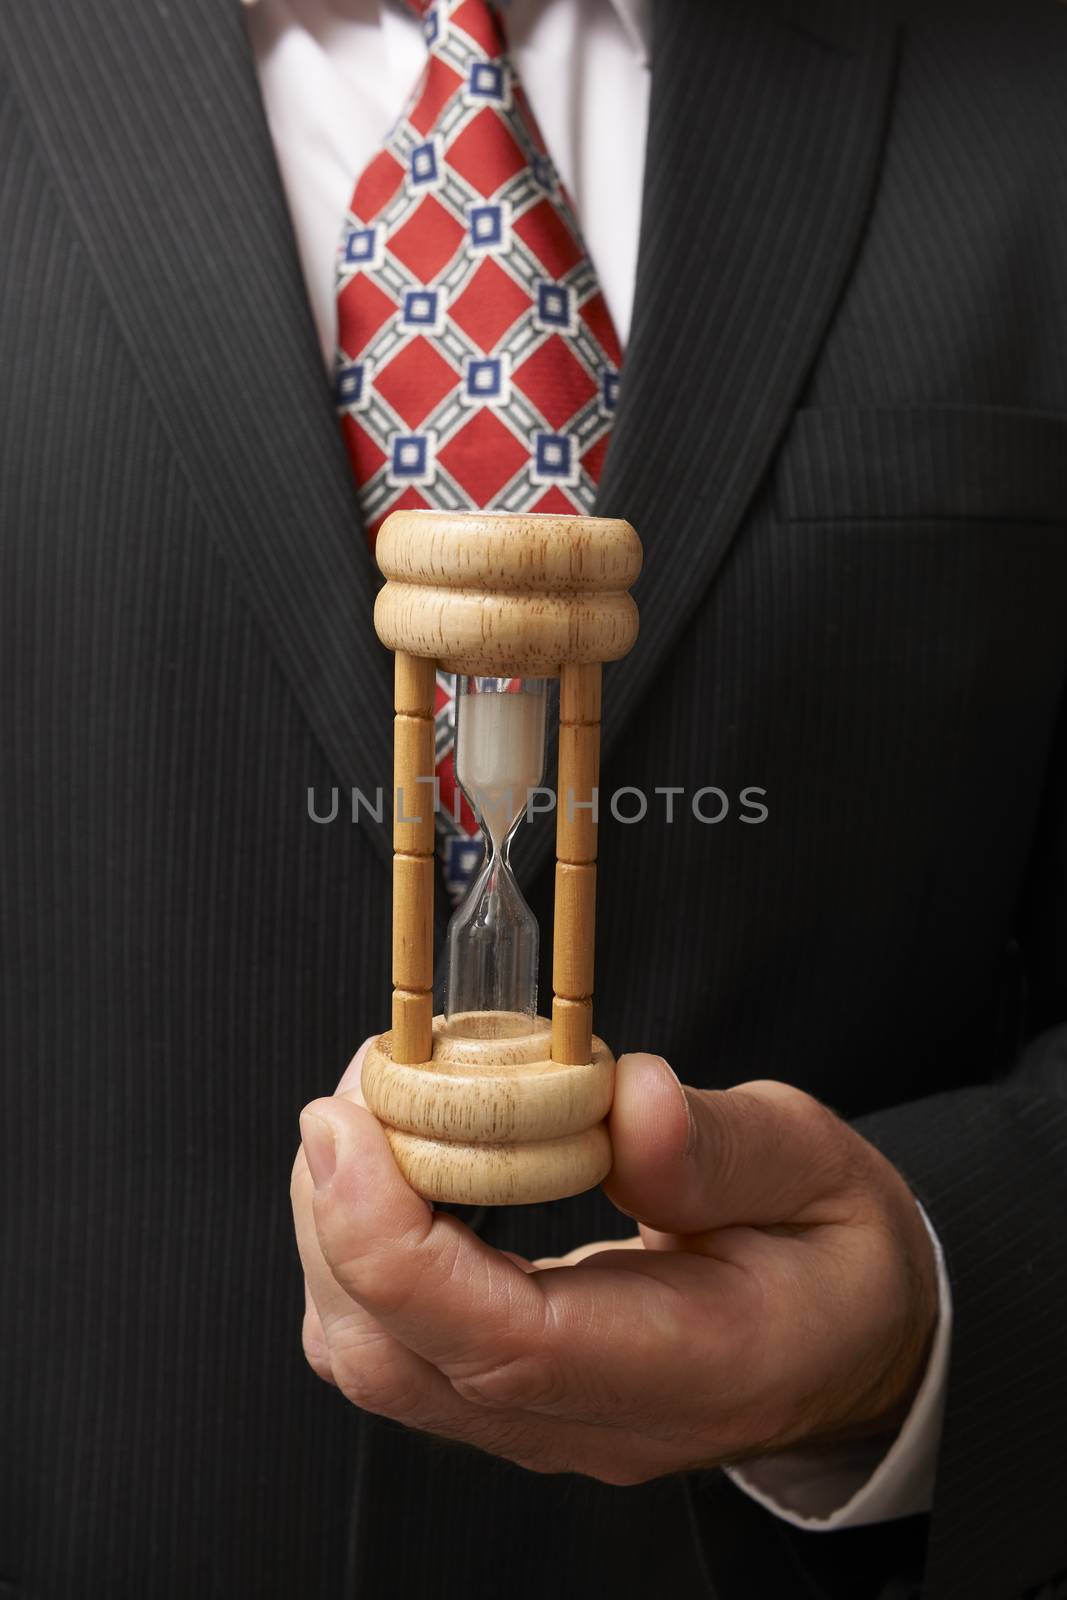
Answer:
[
  {"left": 246, "top": 0, "right": 649, "bottom": 365},
  {"left": 243, "top": 0, "right": 952, "bottom": 1532}
]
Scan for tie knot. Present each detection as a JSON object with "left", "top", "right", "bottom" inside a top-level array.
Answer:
[{"left": 405, "top": 0, "right": 507, "bottom": 55}]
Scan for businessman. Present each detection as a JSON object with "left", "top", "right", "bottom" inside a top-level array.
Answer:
[{"left": 3, "top": 1, "right": 1067, "bottom": 1597}]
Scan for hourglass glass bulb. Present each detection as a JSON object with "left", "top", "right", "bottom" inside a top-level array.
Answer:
[{"left": 444, "top": 678, "right": 547, "bottom": 1029}]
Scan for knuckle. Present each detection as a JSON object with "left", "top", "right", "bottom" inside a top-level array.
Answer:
[
  {"left": 332, "top": 1245, "right": 400, "bottom": 1310},
  {"left": 744, "top": 1078, "right": 822, "bottom": 1127},
  {"left": 451, "top": 1350, "right": 566, "bottom": 1412},
  {"left": 329, "top": 1326, "right": 423, "bottom": 1421},
  {"left": 333, "top": 1241, "right": 425, "bottom": 1318},
  {"left": 331, "top": 1219, "right": 447, "bottom": 1318},
  {"left": 744, "top": 1079, "right": 852, "bottom": 1171},
  {"left": 301, "top": 1318, "right": 336, "bottom": 1386},
  {"left": 335, "top": 1360, "right": 421, "bottom": 1421}
]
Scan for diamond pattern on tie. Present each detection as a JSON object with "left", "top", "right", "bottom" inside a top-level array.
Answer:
[{"left": 335, "top": 0, "right": 622, "bottom": 901}]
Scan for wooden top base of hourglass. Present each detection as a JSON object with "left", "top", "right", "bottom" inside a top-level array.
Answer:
[{"left": 365, "top": 509, "right": 641, "bottom": 1207}]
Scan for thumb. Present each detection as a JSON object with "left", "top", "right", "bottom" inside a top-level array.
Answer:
[{"left": 604, "top": 1054, "right": 846, "bottom": 1234}]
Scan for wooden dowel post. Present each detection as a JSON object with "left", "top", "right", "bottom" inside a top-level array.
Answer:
[
  {"left": 392, "top": 653, "right": 436, "bottom": 1064},
  {"left": 552, "top": 663, "right": 602, "bottom": 1065}
]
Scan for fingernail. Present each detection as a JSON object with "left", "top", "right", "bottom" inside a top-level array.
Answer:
[
  {"left": 300, "top": 1111, "right": 338, "bottom": 1189},
  {"left": 624, "top": 1052, "right": 696, "bottom": 1157},
  {"left": 654, "top": 1059, "right": 698, "bottom": 1158}
]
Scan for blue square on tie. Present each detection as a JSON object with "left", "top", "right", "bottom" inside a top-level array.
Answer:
[
  {"left": 533, "top": 432, "right": 575, "bottom": 482},
  {"left": 465, "top": 357, "right": 503, "bottom": 402},
  {"left": 469, "top": 203, "right": 504, "bottom": 251},
  {"left": 335, "top": 363, "right": 364, "bottom": 409},
  {"left": 402, "top": 288, "right": 440, "bottom": 330},
  {"left": 391, "top": 434, "right": 431, "bottom": 480},
  {"left": 536, "top": 281, "right": 574, "bottom": 333},
  {"left": 410, "top": 140, "right": 439, "bottom": 188},
  {"left": 444, "top": 834, "right": 484, "bottom": 900},
  {"left": 422, "top": 8, "right": 439, "bottom": 46},
  {"left": 342, "top": 226, "right": 379, "bottom": 267},
  {"left": 468, "top": 61, "right": 506, "bottom": 104},
  {"left": 531, "top": 154, "right": 556, "bottom": 193},
  {"left": 601, "top": 369, "right": 619, "bottom": 413}
]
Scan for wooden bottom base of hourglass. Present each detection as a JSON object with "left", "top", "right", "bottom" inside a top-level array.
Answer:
[{"left": 361, "top": 1013, "right": 615, "bottom": 1206}]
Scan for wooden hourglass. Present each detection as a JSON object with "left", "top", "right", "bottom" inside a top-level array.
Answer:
[{"left": 362, "top": 509, "right": 641, "bottom": 1206}]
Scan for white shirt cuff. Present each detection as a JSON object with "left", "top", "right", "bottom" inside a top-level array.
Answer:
[{"left": 724, "top": 1201, "right": 951, "bottom": 1529}]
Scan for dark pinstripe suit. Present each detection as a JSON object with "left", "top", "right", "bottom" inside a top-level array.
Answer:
[{"left": 3, "top": 2, "right": 1067, "bottom": 1596}]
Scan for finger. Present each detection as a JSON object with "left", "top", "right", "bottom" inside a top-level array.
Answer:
[
  {"left": 533, "top": 1235, "right": 643, "bottom": 1268},
  {"left": 299, "top": 1098, "right": 755, "bottom": 1431},
  {"left": 293, "top": 1133, "right": 422, "bottom": 1399},
  {"left": 302, "top": 1280, "right": 336, "bottom": 1386},
  {"left": 295, "top": 1082, "right": 543, "bottom": 1404},
  {"left": 604, "top": 1054, "right": 857, "bottom": 1234},
  {"left": 501, "top": 1249, "right": 538, "bottom": 1273},
  {"left": 300, "top": 1096, "right": 549, "bottom": 1376},
  {"left": 293, "top": 1129, "right": 685, "bottom": 1477},
  {"left": 295, "top": 1141, "right": 496, "bottom": 1432},
  {"left": 293, "top": 1145, "right": 386, "bottom": 1339},
  {"left": 287, "top": 1037, "right": 372, "bottom": 1198},
  {"left": 295, "top": 1126, "right": 550, "bottom": 1434},
  {"left": 334, "top": 1036, "right": 374, "bottom": 1103}
]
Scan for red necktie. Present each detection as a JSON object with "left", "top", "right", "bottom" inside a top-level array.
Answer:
[{"left": 335, "top": 0, "right": 622, "bottom": 899}]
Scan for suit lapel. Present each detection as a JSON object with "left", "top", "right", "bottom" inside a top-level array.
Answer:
[
  {"left": 591, "top": 0, "right": 898, "bottom": 797},
  {"left": 0, "top": 0, "right": 395, "bottom": 864},
  {"left": 515, "top": 0, "right": 897, "bottom": 887}
]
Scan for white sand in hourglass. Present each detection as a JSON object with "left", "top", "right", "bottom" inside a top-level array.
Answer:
[
  {"left": 456, "top": 681, "right": 546, "bottom": 844},
  {"left": 446, "top": 680, "right": 547, "bottom": 1026}
]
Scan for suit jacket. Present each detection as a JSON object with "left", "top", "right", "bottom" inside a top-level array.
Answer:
[{"left": 3, "top": 1, "right": 1067, "bottom": 1596}]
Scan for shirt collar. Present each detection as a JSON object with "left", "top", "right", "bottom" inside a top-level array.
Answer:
[
  {"left": 609, "top": 0, "right": 650, "bottom": 65},
  {"left": 241, "top": 0, "right": 652, "bottom": 64}
]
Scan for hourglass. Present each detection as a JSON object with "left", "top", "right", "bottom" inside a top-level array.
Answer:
[{"left": 362, "top": 509, "right": 641, "bottom": 1205}]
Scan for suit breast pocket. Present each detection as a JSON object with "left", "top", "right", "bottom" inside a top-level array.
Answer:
[{"left": 771, "top": 405, "right": 1067, "bottom": 527}]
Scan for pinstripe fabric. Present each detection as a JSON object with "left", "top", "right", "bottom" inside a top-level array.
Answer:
[
  {"left": 0, "top": 0, "right": 395, "bottom": 868},
  {"left": 0, "top": 74, "right": 391, "bottom": 1597},
  {"left": 523, "top": 0, "right": 900, "bottom": 889},
  {"left": 4, "top": 2, "right": 1067, "bottom": 1598}
]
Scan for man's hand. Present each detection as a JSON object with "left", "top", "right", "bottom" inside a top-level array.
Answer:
[{"left": 291, "top": 1045, "right": 938, "bottom": 1485}]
